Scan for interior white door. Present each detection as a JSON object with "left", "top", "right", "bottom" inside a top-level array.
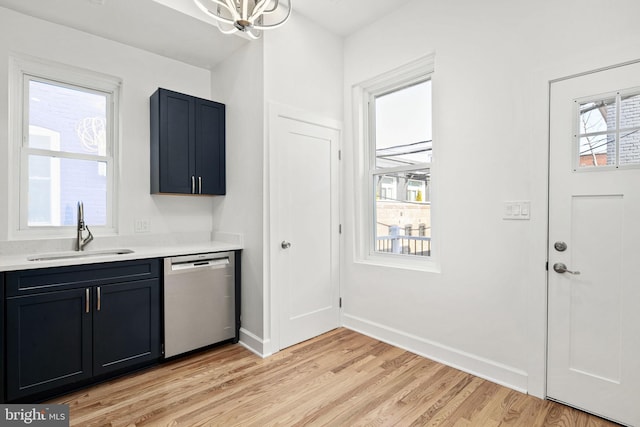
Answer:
[
  {"left": 271, "top": 107, "right": 340, "bottom": 350},
  {"left": 548, "top": 61, "right": 640, "bottom": 426}
]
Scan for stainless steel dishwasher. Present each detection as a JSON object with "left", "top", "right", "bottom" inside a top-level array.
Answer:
[{"left": 163, "top": 252, "right": 235, "bottom": 358}]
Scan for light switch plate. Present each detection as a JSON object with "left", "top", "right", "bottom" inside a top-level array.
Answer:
[{"left": 503, "top": 201, "right": 531, "bottom": 220}]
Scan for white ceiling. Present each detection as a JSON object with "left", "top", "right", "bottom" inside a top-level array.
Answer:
[
  {"left": 0, "top": 0, "right": 413, "bottom": 69},
  {"left": 294, "top": 0, "right": 414, "bottom": 37}
]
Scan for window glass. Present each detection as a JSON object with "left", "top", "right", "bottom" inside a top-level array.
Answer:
[
  {"left": 21, "top": 73, "right": 115, "bottom": 229},
  {"left": 620, "top": 93, "right": 640, "bottom": 129},
  {"left": 577, "top": 91, "right": 640, "bottom": 168},
  {"left": 372, "top": 80, "right": 432, "bottom": 257},
  {"left": 375, "top": 81, "right": 432, "bottom": 168},
  {"left": 29, "top": 80, "right": 107, "bottom": 155},
  {"left": 374, "top": 169, "right": 431, "bottom": 256}
]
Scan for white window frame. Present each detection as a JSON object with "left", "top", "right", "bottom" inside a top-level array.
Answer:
[
  {"left": 26, "top": 126, "right": 62, "bottom": 226},
  {"left": 9, "top": 55, "right": 120, "bottom": 238},
  {"left": 352, "top": 54, "right": 439, "bottom": 272}
]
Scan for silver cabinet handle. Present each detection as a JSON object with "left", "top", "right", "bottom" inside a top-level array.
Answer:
[
  {"left": 191, "top": 176, "right": 196, "bottom": 194},
  {"left": 281, "top": 241, "right": 291, "bottom": 249},
  {"left": 85, "top": 288, "right": 90, "bottom": 313},
  {"left": 553, "top": 262, "right": 580, "bottom": 275},
  {"left": 198, "top": 176, "right": 202, "bottom": 194},
  {"left": 97, "top": 287, "right": 101, "bottom": 311}
]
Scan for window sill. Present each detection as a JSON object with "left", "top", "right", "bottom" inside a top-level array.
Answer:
[
  {"left": 355, "top": 253, "right": 441, "bottom": 273},
  {"left": 10, "top": 227, "right": 118, "bottom": 241}
]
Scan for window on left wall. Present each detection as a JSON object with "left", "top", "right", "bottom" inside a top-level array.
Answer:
[{"left": 13, "top": 58, "right": 120, "bottom": 234}]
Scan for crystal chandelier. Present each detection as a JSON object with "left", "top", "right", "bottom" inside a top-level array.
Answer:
[{"left": 194, "top": 0, "right": 292, "bottom": 39}]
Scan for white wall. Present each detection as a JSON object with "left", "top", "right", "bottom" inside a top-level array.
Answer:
[
  {"left": 210, "top": 40, "right": 266, "bottom": 352},
  {"left": 342, "top": 0, "right": 640, "bottom": 395},
  {"left": 0, "top": 7, "right": 215, "bottom": 243},
  {"left": 264, "top": 12, "right": 343, "bottom": 123}
]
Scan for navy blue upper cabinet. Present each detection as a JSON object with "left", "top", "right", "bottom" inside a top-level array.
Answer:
[{"left": 150, "top": 88, "right": 226, "bottom": 195}]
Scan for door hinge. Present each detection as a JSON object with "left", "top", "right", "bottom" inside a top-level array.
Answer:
[
  {"left": 161, "top": 343, "right": 165, "bottom": 355},
  {"left": 339, "top": 297, "right": 342, "bottom": 308},
  {"left": 338, "top": 150, "right": 342, "bottom": 160},
  {"left": 339, "top": 224, "right": 342, "bottom": 234},
  {"left": 545, "top": 261, "right": 548, "bottom": 271}
]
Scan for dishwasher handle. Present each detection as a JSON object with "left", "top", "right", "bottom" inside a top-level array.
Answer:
[{"left": 170, "top": 257, "right": 230, "bottom": 272}]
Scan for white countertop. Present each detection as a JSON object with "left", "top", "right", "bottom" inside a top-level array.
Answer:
[{"left": 0, "top": 234, "right": 243, "bottom": 272}]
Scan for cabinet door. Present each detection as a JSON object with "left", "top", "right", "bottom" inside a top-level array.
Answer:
[
  {"left": 195, "top": 98, "right": 226, "bottom": 195},
  {"left": 0, "top": 274, "right": 4, "bottom": 403},
  {"left": 6, "top": 288, "right": 92, "bottom": 401},
  {"left": 157, "top": 89, "right": 196, "bottom": 194},
  {"left": 93, "top": 279, "right": 161, "bottom": 376}
]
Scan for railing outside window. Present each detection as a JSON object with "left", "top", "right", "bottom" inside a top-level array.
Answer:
[{"left": 376, "top": 224, "right": 431, "bottom": 256}]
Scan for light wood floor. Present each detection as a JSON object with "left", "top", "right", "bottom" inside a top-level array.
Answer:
[{"left": 50, "top": 328, "right": 619, "bottom": 426}]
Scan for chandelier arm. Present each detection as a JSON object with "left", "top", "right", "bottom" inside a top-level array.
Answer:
[
  {"left": 222, "top": 0, "right": 241, "bottom": 20},
  {"left": 262, "top": 0, "right": 280, "bottom": 14},
  {"left": 252, "top": 2, "right": 291, "bottom": 29},
  {"left": 193, "top": 0, "right": 238, "bottom": 24},
  {"left": 249, "top": 0, "right": 273, "bottom": 20},
  {"left": 246, "top": 28, "right": 262, "bottom": 39},
  {"left": 218, "top": 25, "right": 239, "bottom": 34},
  {"left": 241, "top": 0, "right": 249, "bottom": 21}
]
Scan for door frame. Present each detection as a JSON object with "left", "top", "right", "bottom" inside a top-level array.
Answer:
[
  {"left": 543, "top": 57, "right": 640, "bottom": 400},
  {"left": 266, "top": 102, "right": 342, "bottom": 356}
]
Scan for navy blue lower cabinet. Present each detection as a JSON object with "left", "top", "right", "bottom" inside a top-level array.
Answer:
[
  {"left": 0, "top": 273, "right": 6, "bottom": 404},
  {"left": 4, "top": 259, "right": 162, "bottom": 402},
  {"left": 93, "top": 279, "right": 160, "bottom": 376},
  {"left": 6, "top": 288, "right": 93, "bottom": 401}
]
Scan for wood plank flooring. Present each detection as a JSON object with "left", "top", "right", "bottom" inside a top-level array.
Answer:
[{"left": 49, "top": 328, "right": 619, "bottom": 426}]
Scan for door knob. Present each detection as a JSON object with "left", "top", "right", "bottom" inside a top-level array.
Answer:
[
  {"left": 281, "top": 241, "right": 291, "bottom": 249},
  {"left": 553, "top": 262, "right": 580, "bottom": 275}
]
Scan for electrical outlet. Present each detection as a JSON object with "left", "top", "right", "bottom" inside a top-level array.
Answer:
[{"left": 134, "top": 218, "right": 150, "bottom": 233}]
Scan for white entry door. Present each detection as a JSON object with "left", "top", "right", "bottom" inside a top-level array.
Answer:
[
  {"left": 270, "top": 105, "right": 341, "bottom": 350},
  {"left": 548, "top": 61, "right": 640, "bottom": 426}
]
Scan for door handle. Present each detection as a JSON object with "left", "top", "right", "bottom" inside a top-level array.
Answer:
[
  {"left": 97, "top": 286, "right": 101, "bottom": 311},
  {"left": 281, "top": 241, "right": 291, "bottom": 249},
  {"left": 198, "top": 176, "right": 202, "bottom": 194},
  {"left": 553, "top": 262, "right": 580, "bottom": 275},
  {"left": 191, "top": 176, "right": 196, "bottom": 194},
  {"left": 85, "top": 288, "right": 90, "bottom": 313}
]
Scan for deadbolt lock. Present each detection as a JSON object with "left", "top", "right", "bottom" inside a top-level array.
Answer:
[{"left": 554, "top": 241, "right": 567, "bottom": 252}]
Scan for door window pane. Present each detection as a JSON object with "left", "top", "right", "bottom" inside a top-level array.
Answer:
[
  {"left": 578, "top": 135, "right": 615, "bottom": 167},
  {"left": 620, "top": 93, "right": 640, "bottom": 130},
  {"left": 578, "top": 98, "right": 615, "bottom": 135},
  {"left": 620, "top": 130, "right": 640, "bottom": 165},
  {"left": 577, "top": 91, "right": 640, "bottom": 168}
]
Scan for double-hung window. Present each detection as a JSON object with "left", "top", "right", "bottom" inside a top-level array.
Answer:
[
  {"left": 13, "top": 57, "right": 119, "bottom": 235},
  {"left": 355, "top": 55, "right": 435, "bottom": 269}
]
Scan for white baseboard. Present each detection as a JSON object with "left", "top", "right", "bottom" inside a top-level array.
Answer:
[
  {"left": 343, "top": 314, "right": 528, "bottom": 393},
  {"left": 239, "top": 328, "right": 271, "bottom": 358}
]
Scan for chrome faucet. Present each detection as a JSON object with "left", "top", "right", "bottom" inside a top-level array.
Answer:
[{"left": 76, "top": 201, "right": 94, "bottom": 251}]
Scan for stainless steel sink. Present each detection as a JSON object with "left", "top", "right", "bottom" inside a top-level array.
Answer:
[{"left": 27, "top": 249, "right": 134, "bottom": 261}]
